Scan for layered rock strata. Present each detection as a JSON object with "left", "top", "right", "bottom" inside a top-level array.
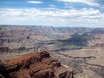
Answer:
[{"left": 0, "top": 51, "right": 72, "bottom": 78}]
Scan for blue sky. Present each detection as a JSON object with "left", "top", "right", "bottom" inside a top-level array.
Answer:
[{"left": 0, "top": 0, "right": 104, "bottom": 27}]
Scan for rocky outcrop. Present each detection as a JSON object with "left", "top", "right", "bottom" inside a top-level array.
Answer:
[
  {"left": 0, "top": 51, "right": 72, "bottom": 78},
  {"left": 0, "top": 47, "right": 9, "bottom": 53}
]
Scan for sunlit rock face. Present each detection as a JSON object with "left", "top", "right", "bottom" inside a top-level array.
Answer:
[{"left": 0, "top": 51, "right": 72, "bottom": 78}]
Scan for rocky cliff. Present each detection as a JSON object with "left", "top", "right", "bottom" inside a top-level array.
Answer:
[{"left": 0, "top": 51, "right": 72, "bottom": 78}]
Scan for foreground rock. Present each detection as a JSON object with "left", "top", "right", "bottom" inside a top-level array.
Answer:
[{"left": 0, "top": 51, "right": 72, "bottom": 78}]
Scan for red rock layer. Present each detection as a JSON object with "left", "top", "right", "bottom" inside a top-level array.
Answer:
[{"left": 0, "top": 51, "right": 72, "bottom": 78}]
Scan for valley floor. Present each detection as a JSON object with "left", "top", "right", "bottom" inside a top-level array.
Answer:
[{"left": 50, "top": 47, "right": 104, "bottom": 78}]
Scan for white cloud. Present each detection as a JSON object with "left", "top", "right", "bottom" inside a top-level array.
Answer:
[
  {"left": 0, "top": 8, "right": 104, "bottom": 27},
  {"left": 27, "top": 1, "right": 43, "bottom": 4},
  {"left": 57, "top": 0, "right": 100, "bottom": 7}
]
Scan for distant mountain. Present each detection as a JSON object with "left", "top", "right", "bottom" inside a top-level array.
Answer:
[
  {"left": 91, "top": 28, "right": 104, "bottom": 34},
  {"left": 0, "top": 25, "right": 104, "bottom": 53},
  {"left": 58, "top": 32, "right": 93, "bottom": 47}
]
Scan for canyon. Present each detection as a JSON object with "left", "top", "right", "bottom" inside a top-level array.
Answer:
[{"left": 0, "top": 25, "right": 104, "bottom": 78}]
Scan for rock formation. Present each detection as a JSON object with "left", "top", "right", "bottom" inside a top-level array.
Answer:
[{"left": 0, "top": 51, "right": 72, "bottom": 78}]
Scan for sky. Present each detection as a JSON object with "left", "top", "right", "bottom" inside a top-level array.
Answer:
[{"left": 0, "top": 0, "right": 104, "bottom": 27}]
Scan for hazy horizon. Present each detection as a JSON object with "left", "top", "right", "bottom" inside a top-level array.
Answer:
[{"left": 0, "top": 24, "right": 102, "bottom": 28}]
